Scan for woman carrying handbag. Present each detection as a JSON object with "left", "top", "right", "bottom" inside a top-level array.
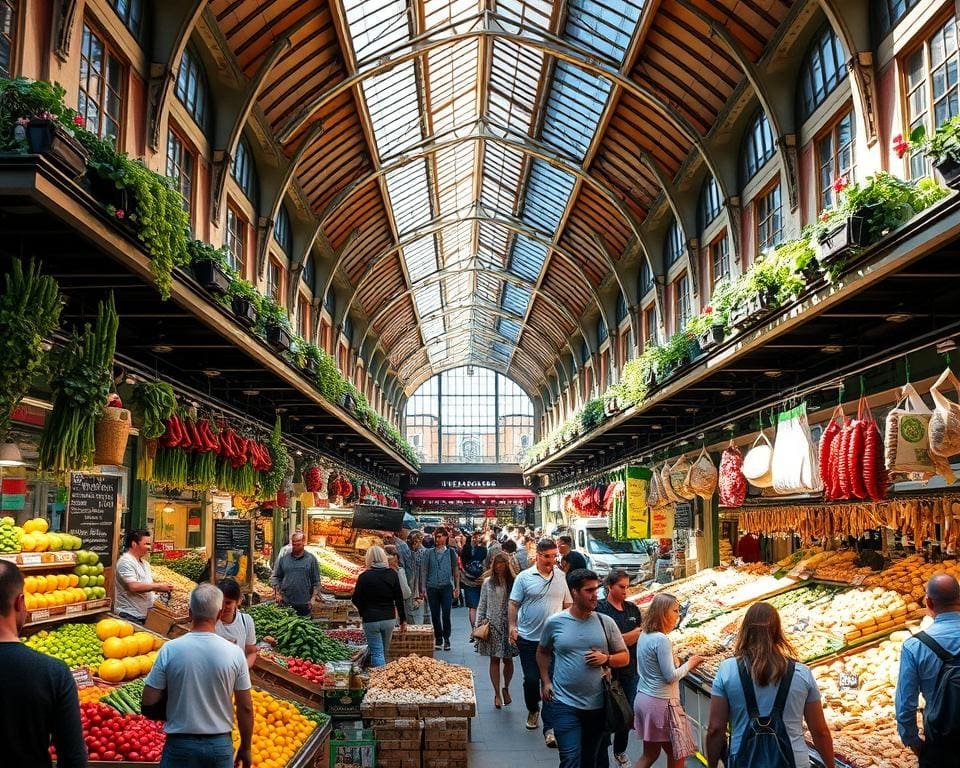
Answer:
[
  {"left": 475, "top": 552, "right": 519, "bottom": 708},
  {"left": 634, "top": 593, "right": 703, "bottom": 768}
]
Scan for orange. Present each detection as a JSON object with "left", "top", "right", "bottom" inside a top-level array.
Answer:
[
  {"left": 133, "top": 631, "right": 154, "bottom": 655},
  {"left": 68, "top": 574, "right": 79, "bottom": 588},
  {"left": 96, "top": 618, "right": 122, "bottom": 640},
  {"left": 56, "top": 574, "right": 69, "bottom": 590},
  {"left": 23, "top": 576, "right": 37, "bottom": 594},
  {"left": 122, "top": 657, "right": 141, "bottom": 680},
  {"left": 102, "top": 636, "right": 126, "bottom": 659},
  {"left": 98, "top": 659, "right": 126, "bottom": 683},
  {"left": 116, "top": 620, "right": 134, "bottom": 638}
]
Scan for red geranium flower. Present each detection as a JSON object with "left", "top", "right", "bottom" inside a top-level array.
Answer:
[
  {"left": 832, "top": 176, "right": 848, "bottom": 194},
  {"left": 892, "top": 133, "right": 910, "bottom": 159},
  {"left": 115, "top": 209, "right": 125, "bottom": 220},
  {"left": 73, "top": 114, "right": 85, "bottom": 127},
  {"left": 704, "top": 305, "right": 713, "bottom": 314},
  {"left": 819, "top": 211, "right": 831, "bottom": 222}
]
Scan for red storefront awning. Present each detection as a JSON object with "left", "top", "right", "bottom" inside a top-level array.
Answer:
[{"left": 404, "top": 488, "right": 535, "bottom": 506}]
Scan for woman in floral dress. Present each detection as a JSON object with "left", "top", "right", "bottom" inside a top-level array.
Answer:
[{"left": 475, "top": 552, "right": 519, "bottom": 708}]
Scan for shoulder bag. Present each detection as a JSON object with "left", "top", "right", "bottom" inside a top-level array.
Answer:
[{"left": 595, "top": 613, "right": 634, "bottom": 732}]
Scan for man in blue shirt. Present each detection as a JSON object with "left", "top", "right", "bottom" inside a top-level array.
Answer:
[{"left": 895, "top": 573, "right": 960, "bottom": 767}]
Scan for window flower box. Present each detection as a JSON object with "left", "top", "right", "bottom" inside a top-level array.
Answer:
[
  {"left": 191, "top": 259, "right": 232, "bottom": 295},
  {"left": 265, "top": 322, "right": 293, "bottom": 353},
  {"left": 816, "top": 212, "right": 870, "bottom": 266},
  {"left": 27, "top": 119, "right": 88, "bottom": 179},
  {"left": 729, "top": 291, "right": 774, "bottom": 331},
  {"left": 934, "top": 157, "right": 960, "bottom": 190},
  {"left": 697, "top": 324, "right": 725, "bottom": 351},
  {"left": 231, "top": 296, "right": 257, "bottom": 328}
]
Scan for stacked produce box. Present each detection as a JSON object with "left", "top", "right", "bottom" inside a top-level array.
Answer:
[{"left": 385, "top": 625, "right": 435, "bottom": 661}]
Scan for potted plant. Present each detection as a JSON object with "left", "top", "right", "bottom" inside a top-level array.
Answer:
[
  {"left": 227, "top": 278, "right": 259, "bottom": 327},
  {"left": 906, "top": 118, "right": 960, "bottom": 189},
  {"left": 187, "top": 240, "right": 234, "bottom": 295},
  {"left": 299, "top": 341, "right": 323, "bottom": 378},
  {"left": 257, "top": 296, "right": 293, "bottom": 352},
  {"left": 579, "top": 398, "right": 605, "bottom": 431},
  {"left": 619, "top": 357, "right": 652, "bottom": 407},
  {"left": 0, "top": 78, "right": 88, "bottom": 178},
  {"left": 316, "top": 350, "right": 346, "bottom": 403},
  {"left": 686, "top": 308, "right": 725, "bottom": 352}
]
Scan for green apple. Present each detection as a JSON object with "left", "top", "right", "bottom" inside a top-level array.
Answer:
[
  {"left": 94, "top": 587, "right": 106, "bottom": 599},
  {"left": 78, "top": 575, "right": 89, "bottom": 587},
  {"left": 96, "top": 575, "right": 104, "bottom": 587},
  {"left": 95, "top": 563, "right": 104, "bottom": 574}
]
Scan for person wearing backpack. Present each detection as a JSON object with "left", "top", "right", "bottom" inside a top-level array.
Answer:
[
  {"left": 895, "top": 573, "right": 960, "bottom": 767},
  {"left": 705, "top": 602, "right": 835, "bottom": 768},
  {"left": 460, "top": 530, "right": 488, "bottom": 632}
]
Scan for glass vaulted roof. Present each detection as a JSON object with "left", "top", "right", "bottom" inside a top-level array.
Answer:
[{"left": 339, "top": 0, "right": 646, "bottom": 384}]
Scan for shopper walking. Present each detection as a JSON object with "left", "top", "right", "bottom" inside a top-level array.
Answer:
[
  {"left": 461, "top": 530, "right": 488, "bottom": 630},
  {"left": 706, "top": 601, "right": 835, "bottom": 768},
  {"left": 538, "top": 568, "right": 629, "bottom": 768},
  {"left": 633, "top": 593, "right": 703, "bottom": 768},
  {"left": 895, "top": 573, "right": 960, "bottom": 767},
  {"left": 508, "top": 537, "right": 572, "bottom": 748},
  {"left": 557, "top": 535, "right": 588, "bottom": 572},
  {"left": 352, "top": 545, "right": 406, "bottom": 667},
  {"left": 215, "top": 578, "right": 257, "bottom": 669},
  {"left": 476, "top": 552, "right": 520, "bottom": 708},
  {"left": 407, "top": 530, "right": 427, "bottom": 624},
  {"left": 270, "top": 532, "right": 320, "bottom": 616},
  {"left": 424, "top": 526, "right": 460, "bottom": 650},
  {"left": 142, "top": 583, "right": 254, "bottom": 768},
  {"left": 0, "top": 560, "right": 86, "bottom": 768},
  {"left": 114, "top": 529, "right": 174, "bottom": 623},
  {"left": 596, "top": 570, "right": 643, "bottom": 768}
]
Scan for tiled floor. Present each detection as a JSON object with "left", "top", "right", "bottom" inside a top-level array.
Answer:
[{"left": 432, "top": 605, "right": 703, "bottom": 768}]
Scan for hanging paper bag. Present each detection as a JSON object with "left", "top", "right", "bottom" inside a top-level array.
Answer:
[
  {"left": 670, "top": 455, "right": 696, "bottom": 500},
  {"left": 930, "top": 367, "right": 960, "bottom": 459},
  {"left": 686, "top": 447, "right": 718, "bottom": 499},
  {"left": 771, "top": 403, "right": 823, "bottom": 494},
  {"left": 742, "top": 431, "right": 774, "bottom": 488},
  {"left": 885, "top": 383, "right": 937, "bottom": 475},
  {"left": 660, "top": 462, "right": 682, "bottom": 503}
]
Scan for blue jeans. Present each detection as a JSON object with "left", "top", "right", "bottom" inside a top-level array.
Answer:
[
  {"left": 551, "top": 701, "right": 606, "bottom": 768},
  {"left": 363, "top": 618, "right": 396, "bottom": 667},
  {"left": 160, "top": 733, "right": 234, "bottom": 768},
  {"left": 426, "top": 584, "right": 453, "bottom": 643},
  {"left": 516, "top": 635, "right": 553, "bottom": 734},
  {"left": 597, "top": 675, "right": 638, "bottom": 767}
]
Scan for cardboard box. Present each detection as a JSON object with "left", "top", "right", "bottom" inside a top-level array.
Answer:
[
  {"left": 323, "top": 687, "right": 365, "bottom": 720},
  {"left": 329, "top": 725, "right": 376, "bottom": 768}
]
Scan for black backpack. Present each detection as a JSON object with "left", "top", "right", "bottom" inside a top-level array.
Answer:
[
  {"left": 728, "top": 658, "right": 797, "bottom": 768},
  {"left": 915, "top": 631, "right": 960, "bottom": 742}
]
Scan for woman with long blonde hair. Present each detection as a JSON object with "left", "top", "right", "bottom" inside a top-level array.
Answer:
[
  {"left": 475, "top": 552, "right": 519, "bottom": 708},
  {"left": 705, "top": 602, "right": 835, "bottom": 768},
  {"left": 633, "top": 593, "right": 703, "bottom": 768}
]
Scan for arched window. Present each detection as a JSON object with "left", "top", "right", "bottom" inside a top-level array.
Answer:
[
  {"left": 699, "top": 176, "right": 723, "bottom": 232},
  {"left": 615, "top": 293, "right": 628, "bottom": 324},
  {"left": 231, "top": 136, "right": 258, "bottom": 205},
  {"left": 874, "top": 0, "right": 920, "bottom": 43},
  {"left": 343, "top": 315, "right": 353, "bottom": 343},
  {"left": 665, "top": 219, "right": 685, "bottom": 266},
  {"left": 302, "top": 256, "right": 315, "bottom": 291},
  {"left": 324, "top": 290, "right": 335, "bottom": 316},
  {"left": 273, "top": 204, "right": 292, "bottom": 254},
  {"left": 741, "top": 110, "right": 776, "bottom": 184},
  {"left": 597, "top": 317, "right": 608, "bottom": 345},
  {"left": 108, "top": 0, "right": 143, "bottom": 37},
  {"left": 640, "top": 259, "right": 654, "bottom": 295},
  {"left": 175, "top": 46, "right": 209, "bottom": 130},
  {"left": 580, "top": 341, "right": 590, "bottom": 365},
  {"left": 799, "top": 24, "right": 847, "bottom": 120}
]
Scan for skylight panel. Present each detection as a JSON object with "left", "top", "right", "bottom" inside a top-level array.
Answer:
[
  {"left": 384, "top": 162, "right": 433, "bottom": 234},
  {"left": 443, "top": 270, "right": 473, "bottom": 307},
  {"left": 564, "top": 0, "right": 644, "bottom": 62},
  {"left": 541, "top": 62, "right": 611, "bottom": 161},
  {"left": 488, "top": 40, "right": 543, "bottom": 134},
  {"left": 402, "top": 236, "right": 439, "bottom": 282},
  {"left": 415, "top": 283, "right": 443, "bottom": 317},
  {"left": 498, "top": 317, "right": 521, "bottom": 341},
  {"left": 362, "top": 62, "right": 421, "bottom": 159},
  {"left": 475, "top": 271, "right": 502, "bottom": 303},
  {"left": 423, "top": 0, "right": 482, "bottom": 29},
  {"left": 495, "top": 0, "right": 552, "bottom": 31},
  {"left": 342, "top": 0, "right": 411, "bottom": 62},
  {"left": 492, "top": 341, "right": 514, "bottom": 360},
  {"left": 427, "top": 40, "right": 478, "bottom": 135},
  {"left": 508, "top": 235, "right": 548, "bottom": 282},
  {"left": 502, "top": 282, "right": 531, "bottom": 316},
  {"left": 434, "top": 144, "right": 476, "bottom": 216},
  {"left": 421, "top": 316, "right": 446, "bottom": 340},
  {"left": 521, "top": 160, "right": 576, "bottom": 233},
  {"left": 478, "top": 221, "right": 511, "bottom": 264},
  {"left": 480, "top": 143, "right": 525, "bottom": 216}
]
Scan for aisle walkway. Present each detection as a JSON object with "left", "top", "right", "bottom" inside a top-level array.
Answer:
[{"left": 433, "top": 605, "right": 702, "bottom": 768}]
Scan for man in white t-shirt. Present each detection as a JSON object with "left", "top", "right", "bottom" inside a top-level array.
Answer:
[
  {"left": 113, "top": 530, "right": 173, "bottom": 623},
  {"left": 215, "top": 578, "right": 258, "bottom": 668},
  {"left": 508, "top": 538, "right": 572, "bottom": 748},
  {"left": 143, "top": 583, "right": 254, "bottom": 768}
]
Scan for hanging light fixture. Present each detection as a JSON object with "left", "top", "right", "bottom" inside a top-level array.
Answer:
[
  {"left": 0, "top": 439, "right": 25, "bottom": 467},
  {"left": 162, "top": 503, "right": 175, "bottom": 514}
]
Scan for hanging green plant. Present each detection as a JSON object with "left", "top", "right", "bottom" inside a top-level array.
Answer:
[
  {"left": 38, "top": 295, "right": 118, "bottom": 474},
  {"left": 0, "top": 259, "right": 63, "bottom": 438},
  {"left": 129, "top": 380, "right": 177, "bottom": 439},
  {"left": 260, "top": 415, "right": 288, "bottom": 501}
]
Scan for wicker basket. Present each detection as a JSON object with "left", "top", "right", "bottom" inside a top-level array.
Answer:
[{"left": 94, "top": 408, "right": 131, "bottom": 466}]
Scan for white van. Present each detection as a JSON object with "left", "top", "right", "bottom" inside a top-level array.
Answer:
[{"left": 568, "top": 517, "right": 655, "bottom": 584}]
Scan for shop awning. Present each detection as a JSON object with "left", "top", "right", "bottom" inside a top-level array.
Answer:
[{"left": 404, "top": 488, "right": 535, "bottom": 506}]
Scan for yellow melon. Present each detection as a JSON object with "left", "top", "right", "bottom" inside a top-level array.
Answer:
[
  {"left": 99, "top": 659, "right": 126, "bottom": 683},
  {"left": 96, "top": 618, "right": 122, "bottom": 641},
  {"left": 122, "top": 636, "right": 140, "bottom": 657},
  {"left": 133, "top": 632, "right": 154, "bottom": 655},
  {"left": 116, "top": 620, "right": 134, "bottom": 638},
  {"left": 122, "top": 657, "right": 141, "bottom": 680},
  {"left": 102, "top": 636, "right": 126, "bottom": 660}
]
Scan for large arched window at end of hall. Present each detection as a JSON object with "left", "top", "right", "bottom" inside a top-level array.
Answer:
[
  {"left": 1, "top": 1, "right": 20, "bottom": 77},
  {"left": 175, "top": 45, "right": 210, "bottom": 132},
  {"left": 698, "top": 176, "right": 722, "bottom": 233},
  {"left": 403, "top": 367, "right": 534, "bottom": 464},
  {"left": 665, "top": 218, "right": 685, "bottom": 267},
  {"left": 741, "top": 110, "right": 776, "bottom": 185},
  {"left": 799, "top": 24, "right": 847, "bottom": 121},
  {"left": 231, "top": 135, "right": 258, "bottom": 206}
]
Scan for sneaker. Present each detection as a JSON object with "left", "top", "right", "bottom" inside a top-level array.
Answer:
[
  {"left": 525, "top": 711, "right": 539, "bottom": 730},
  {"left": 544, "top": 729, "right": 557, "bottom": 748},
  {"left": 434, "top": 642, "right": 442, "bottom": 650},
  {"left": 614, "top": 752, "right": 630, "bottom": 767},
  {"left": 443, "top": 641, "right": 451, "bottom": 651}
]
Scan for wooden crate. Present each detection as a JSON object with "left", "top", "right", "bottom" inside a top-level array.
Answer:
[
  {"left": 144, "top": 608, "right": 189, "bottom": 638},
  {"left": 312, "top": 599, "right": 353, "bottom": 622},
  {"left": 372, "top": 718, "right": 422, "bottom": 768},
  {"left": 385, "top": 625, "right": 434, "bottom": 660},
  {"left": 252, "top": 660, "right": 325, "bottom": 708}
]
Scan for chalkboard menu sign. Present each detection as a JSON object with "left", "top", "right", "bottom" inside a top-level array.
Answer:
[
  {"left": 674, "top": 502, "right": 693, "bottom": 531},
  {"left": 213, "top": 518, "right": 254, "bottom": 591},
  {"left": 352, "top": 505, "right": 405, "bottom": 533},
  {"left": 66, "top": 473, "right": 120, "bottom": 566}
]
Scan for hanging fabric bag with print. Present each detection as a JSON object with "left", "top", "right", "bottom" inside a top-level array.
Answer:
[
  {"left": 670, "top": 455, "right": 696, "bottom": 500},
  {"left": 885, "top": 383, "right": 938, "bottom": 476},
  {"left": 930, "top": 367, "right": 960, "bottom": 459},
  {"left": 686, "top": 446, "right": 718, "bottom": 499},
  {"left": 742, "top": 431, "right": 775, "bottom": 488},
  {"left": 660, "top": 462, "right": 682, "bottom": 504}
]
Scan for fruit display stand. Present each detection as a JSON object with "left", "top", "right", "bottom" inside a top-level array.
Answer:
[{"left": 252, "top": 652, "right": 327, "bottom": 708}]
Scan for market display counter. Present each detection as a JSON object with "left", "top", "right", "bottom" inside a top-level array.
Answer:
[{"left": 285, "top": 718, "right": 332, "bottom": 768}]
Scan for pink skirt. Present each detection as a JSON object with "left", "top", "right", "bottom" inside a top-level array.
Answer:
[{"left": 634, "top": 691, "right": 672, "bottom": 743}]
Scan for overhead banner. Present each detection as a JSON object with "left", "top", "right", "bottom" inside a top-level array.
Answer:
[{"left": 625, "top": 466, "right": 651, "bottom": 539}]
